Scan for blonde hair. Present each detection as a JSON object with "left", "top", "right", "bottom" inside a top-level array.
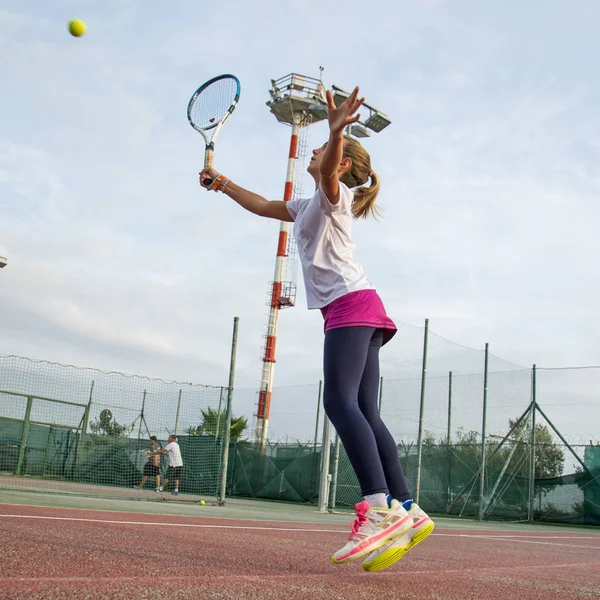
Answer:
[{"left": 339, "top": 136, "right": 381, "bottom": 219}]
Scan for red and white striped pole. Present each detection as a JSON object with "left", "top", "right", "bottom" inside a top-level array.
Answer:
[{"left": 255, "top": 122, "right": 299, "bottom": 447}]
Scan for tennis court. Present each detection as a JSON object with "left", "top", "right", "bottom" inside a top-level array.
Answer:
[{"left": 1, "top": 491, "right": 599, "bottom": 599}]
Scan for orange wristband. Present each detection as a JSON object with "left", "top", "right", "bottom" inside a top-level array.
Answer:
[{"left": 212, "top": 174, "right": 228, "bottom": 192}]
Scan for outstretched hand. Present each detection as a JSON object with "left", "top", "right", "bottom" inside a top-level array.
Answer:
[{"left": 326, "top": 86, "right": 365, "bottom": 137}]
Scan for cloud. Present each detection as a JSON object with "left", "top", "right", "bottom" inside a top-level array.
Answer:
[{"left": 1, "top": 1, "right": 599, "bottom": 444}]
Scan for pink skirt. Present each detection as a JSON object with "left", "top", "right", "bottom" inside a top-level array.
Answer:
[{"left": 320, "top": 289, "right": 397, "bottom": 345}]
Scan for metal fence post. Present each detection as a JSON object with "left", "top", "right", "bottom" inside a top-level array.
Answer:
[
  {"left": 477, "top": 343, "right": 489, "bottom": 521},
  {"left": 329, "top": 433, "right": 341, "bottom": 512},
  {"left": 446, "top": 371, "right": 453, "bottom": 510},
  {"left": 82, "top": 380, "right": 94, "bottom": 435},
  {"left": 16, "top": 396, "right": 33, "bottom": 475},
  {"left": 415, "top": 318, "right": 429, "bottom": 504},
  {"left": 528, "top": 365, "right": 537, "bottom": 522},
  {"left": 75, "top": 382, "right": 94, "bottom": 474},
  {"left": 174, "top": 390, "right": 182, "bottom": 436},
  {"left": 138, "top": 391, "right": 146, "bottom": 441},
  {"left": 318, "top": 415, "right": 333, "bottom": 512},
  {"left": 446, "top": 371, "right": 453, "bottom": 446},
  {"left": 313, "top": 380, "right": 322, "bottom": 451},
  {"left": 218, "top": 316, "right": 239, "bottom": 505}
]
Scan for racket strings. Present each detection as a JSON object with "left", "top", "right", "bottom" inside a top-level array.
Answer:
[{"left": 190, "top": 78, "right": 238, "bottom": 130}]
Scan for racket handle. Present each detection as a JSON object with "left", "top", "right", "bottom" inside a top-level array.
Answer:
[
  {"left": 203, "top": 145, "right": 214, "bottom": 188},
  {"left": 204, "top": 146, "right": 214, "bottom": 169}
]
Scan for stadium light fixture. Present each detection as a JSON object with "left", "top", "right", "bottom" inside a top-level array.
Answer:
[
  {"left": 350, "top": 124, "right": 371, "bottom": 138},
  {"left": 0, "top": 256, "right": 6, "bottom": 268},
  {"left": 332, "top": 83, "right": 392, "bottom": 139},
  {"left": 364, "top": 112, "right": 392, "bottom": 133},
  {"left": 331, "top": 84, "right": 351, "bottom": 107}
]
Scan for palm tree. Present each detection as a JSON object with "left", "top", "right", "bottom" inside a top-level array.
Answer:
[{"left": 187, "top": 408, "right": 248, "bottom": 440}]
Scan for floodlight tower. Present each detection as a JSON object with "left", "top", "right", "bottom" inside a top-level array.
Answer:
[
  {"left": 255, "top": 74, "right": 392, "bottom": 448},
  {"left": 254, "top": 72, "right": 329, "bottom": 447}
]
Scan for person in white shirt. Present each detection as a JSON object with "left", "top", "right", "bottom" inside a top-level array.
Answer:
[
  {"left": 199, "top": 86, "right": 433, "bottom": 572},
  {"left": 158, "top": 435, "right": 183, "bottom": 496}
]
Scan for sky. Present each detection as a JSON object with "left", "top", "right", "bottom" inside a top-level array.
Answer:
[{"left": 1, "top": 1, "right": 599, "bottom": 446}]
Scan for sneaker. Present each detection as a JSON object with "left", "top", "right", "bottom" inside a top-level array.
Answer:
[
  {"left": 362, "top": 502, "right": 434, "bottom": 572},
  {"left": 154, "top": 488, "right": 162, "bottom": 493},
  {"left": 158, "top": 486, "right": 164, "bottom": 492},
  {"left": 331, "top": 499, "right": 413, "bottom": 565},
  {"left": 132, "top": 484, "right": 141, "bottom": 489},
  {"left": 171, "top": 491, "right": 180, "bottom": 496}
]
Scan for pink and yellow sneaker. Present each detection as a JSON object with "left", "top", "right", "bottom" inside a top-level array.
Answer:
[
  {"left": 362, "top": 502, "right": 434, "bottom": 572},
  {"left": 331, "top": 499, "right": 413, "bottom": 565}
]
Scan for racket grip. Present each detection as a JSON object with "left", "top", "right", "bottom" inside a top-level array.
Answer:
[
  {"left": 202, "top": 149, "right": 214, "bottom": 188},
  {"left": 200, "top": 144, "right": 215, "bottom": 189},
  {"left": 204, "top": 146, "right": 213, "bottom": 169}
]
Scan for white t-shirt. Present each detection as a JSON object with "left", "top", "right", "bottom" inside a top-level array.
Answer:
[
  {"left": 286, "top": 182, "right": 373, "bottom": 309},
  {"left": 164, "top": 441, "right": 183, "bottom": 467}
]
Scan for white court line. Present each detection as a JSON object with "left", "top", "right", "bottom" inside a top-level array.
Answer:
[
  {"left": 2, "top": 514, "right": 600, "bottom": 550},
  {"left": 0, "top": 514, "right": 346, "bottom": 534},
  {"left": 2, "top": 562, "right": 600, "bottom": 584},
  {"left": 462, "top": 535, "right": 600, "bottom": 540},
  {"left": 434, "top": 533, "right": 600, "bottom": 550},
  {"left": 2, "top": 502, "right": 593, "bottom": 536}
]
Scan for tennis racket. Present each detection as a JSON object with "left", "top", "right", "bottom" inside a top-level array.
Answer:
[{"left": 187, "top": 74, "right": 241, "bottom": 187}]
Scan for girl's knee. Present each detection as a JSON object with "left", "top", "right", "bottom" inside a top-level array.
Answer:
[
  {"left": 360, "top": 409, "right": 382, "bottom": 426},
  {"left": 323, "top": 393, "right": 359, "bottom": 422},
  {"left": 323, "top": 395, "right": 342, "bottom": 419}
]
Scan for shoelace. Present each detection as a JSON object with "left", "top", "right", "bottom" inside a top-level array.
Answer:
[{"left": 348, "top": 508, "right": 368, "bottom": 540}]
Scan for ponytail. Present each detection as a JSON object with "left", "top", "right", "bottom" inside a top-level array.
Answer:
[
  {"left": 352, "top": 171, "right": 380, "bottom": 219},
  {"left": 338, "top": 136, "right": 381, "bottom": 220}
]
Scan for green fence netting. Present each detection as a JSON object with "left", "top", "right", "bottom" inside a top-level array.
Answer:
[{"left": 227, "top": 441, "right": 321, "bottom": 503}]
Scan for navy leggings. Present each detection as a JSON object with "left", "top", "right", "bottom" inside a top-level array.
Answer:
[{"left": 323, "top": 326, "right": 411, "bottom": 501}]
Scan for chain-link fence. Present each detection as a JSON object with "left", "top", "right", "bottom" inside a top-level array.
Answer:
[
  {"left": 0, "top": 355, "right": 226, "bottom": 499},
  {"left": 1, "top": 319, "right": 599, "bottom": 525},
  {"left": 319, "top": 323, "right": 600, "bottom": 526}
]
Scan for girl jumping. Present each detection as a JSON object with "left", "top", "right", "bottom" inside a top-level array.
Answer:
[{"left": 199, "top": 85, "right": 434, "bottom": 572}]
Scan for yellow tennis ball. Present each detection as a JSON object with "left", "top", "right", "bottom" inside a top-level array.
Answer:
[
  {"left": 68, "top": 19, "right": 86, "bottom": 37},
  {"left": 199, "top": 500, "right": 205, "bottom": 506}
]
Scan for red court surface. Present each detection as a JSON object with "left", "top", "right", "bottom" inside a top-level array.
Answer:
[{"left": 1, "top": 503, "right": 599, "bottom": 599}]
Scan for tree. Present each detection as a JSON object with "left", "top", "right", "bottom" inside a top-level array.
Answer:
[
  {"left": 89, "top": 416, "right": 128, "bottom": 437},
  {"left": 447, "top": 420, "right": 564, "bottom": 480},
  {"left": 453, "top": 427, "right": 481, "bottom": 460},
  {"left": 508, "top": 419, "right": 564, "bottom": 479},
  {"left": 187, "top": 408, "right": 248, "bottom": 440},
  {"left": 421, "top": 431, "right": 438, "bottom": 446}
]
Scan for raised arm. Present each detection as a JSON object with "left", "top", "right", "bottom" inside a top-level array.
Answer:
[
  {"left": 319, "top": 87, "right": 365, "bottom": 205},
  {"left": 199, "top": 168, "right": 293, "bottom": 222}
]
